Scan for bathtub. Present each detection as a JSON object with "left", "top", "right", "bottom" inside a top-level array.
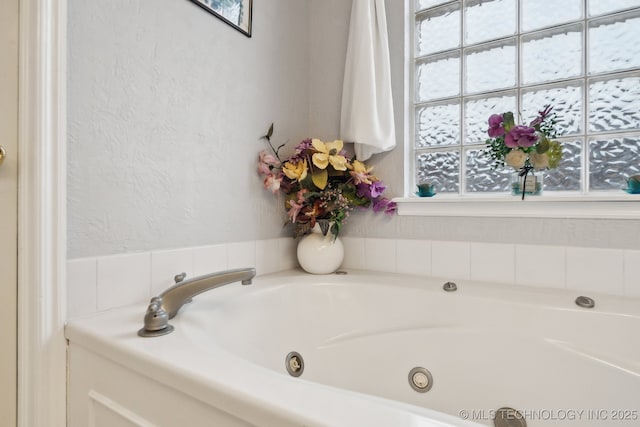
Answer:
[{"left": 66, "top": 269, "right": 640, "bottom": 427}]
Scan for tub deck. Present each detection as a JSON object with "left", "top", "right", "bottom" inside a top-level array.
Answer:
[{"left": 66, "top": 269, "right": 640, "bottom": 427}]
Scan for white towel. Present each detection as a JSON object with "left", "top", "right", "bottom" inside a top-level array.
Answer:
[{"left": 340, "top": 0, "right": 396, "bottom": 161}]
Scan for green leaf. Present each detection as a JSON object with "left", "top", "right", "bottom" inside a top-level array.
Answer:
[
  {"left": 311, "top": 169, "right": 328, "bottom": 190},
  {"left": 536, "top": 135, "right": 550, "bottom": 154},
  {"left": 317, "top": 220, "right": 331, "bottom": 236},
  {"left": 502, "top": 112, "right": 515, "bottom": 132},
  {"left": 261, "top": 123, "right": 274, "bottom": 141},
  {"left": 547, "top": 140, "right": 563, "bottom": 169}
]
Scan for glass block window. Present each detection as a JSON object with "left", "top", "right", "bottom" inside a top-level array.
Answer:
[{"left": 411, "top": 0, "right": 640, "bottom": 194}]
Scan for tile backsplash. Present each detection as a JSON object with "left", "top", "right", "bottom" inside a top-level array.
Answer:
[
  {"left": 67, "top": 237, "right": 639, "bottom": 319},
  {"left": 67, "top": 238, "right": 297, "bottom": 319},
  {"left": 341, "top": 238, "right": 639, "bottom": 299}
]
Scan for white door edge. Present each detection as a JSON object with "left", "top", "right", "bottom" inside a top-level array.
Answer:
[{"left": 18, "top": 0, "right": 67, "bottom": 426}]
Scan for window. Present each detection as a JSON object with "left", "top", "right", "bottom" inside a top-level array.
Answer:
[{"left": 411, "top": 0, "right": 640, "bottom": 195}]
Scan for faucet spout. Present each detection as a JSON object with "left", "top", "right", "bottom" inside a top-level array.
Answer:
[{"left": 138, "top": 267, "right": 256, "bottom": 337}]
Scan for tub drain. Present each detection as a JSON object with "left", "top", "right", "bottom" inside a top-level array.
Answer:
[
  {"left": 494, "top": 407, "right": 526, "bottom": 427},
  {"left": 408, "top": 367, "right": 433, "bottom": 393},
  {"left": 285, "top": 352, "right": 304, "bottom": 377}
]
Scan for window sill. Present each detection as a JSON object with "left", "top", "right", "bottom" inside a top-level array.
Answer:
[{"left": 393, "top": 193, "right": 640, "bottom": 219}]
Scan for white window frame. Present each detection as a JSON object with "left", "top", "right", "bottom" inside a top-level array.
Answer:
[{"left": 396, "top": 0, "right": 640, "bottom": 219}]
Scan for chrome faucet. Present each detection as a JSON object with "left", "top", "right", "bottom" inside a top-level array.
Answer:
[{"left": 138, "top": 267, "right": 256, "bottom": 337}]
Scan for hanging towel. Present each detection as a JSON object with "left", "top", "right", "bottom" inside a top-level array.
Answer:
[{"left": 340, "top": 0, "right": 396, "bottom": 161}]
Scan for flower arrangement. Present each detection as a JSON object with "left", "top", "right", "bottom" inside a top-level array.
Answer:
[
  {"left": 485, "top": 105, "right": 562, "bottom": 173},
  {"left": 257, "top": 124, "right": 396, "bottom": 238}
]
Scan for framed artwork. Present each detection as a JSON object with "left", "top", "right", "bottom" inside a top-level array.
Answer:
[{"left": 189, "top": 0, "right": 252, "bottom": 37}]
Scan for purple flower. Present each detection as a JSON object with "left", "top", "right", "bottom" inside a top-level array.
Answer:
[
  {"left": 505, "top": 125, "right": 538, "bottom": 148},
  {"left": 529, "top": 105, "right": 554, "bottom": 127},
  {"left": 372, "top": 198, "right": 396, "bottom": 214},
  {"left": 289, "top": 138, "right": 313, "bottom": 162},
  {"left": 487, "top": 114, "right": 505, "bottom": 138},
  {"left": 356, "top": 183, "right": 370, "bottom": 198},
  {"left": 539, "top": 105, "right": 553, "bottom": 119},
  {"left": 356, "top": 181, "right": 387, "bottom": 199}
]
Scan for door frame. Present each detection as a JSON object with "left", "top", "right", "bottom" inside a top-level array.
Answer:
[{"left": 18, "top": 0, "right": 67, "bottom": 425}]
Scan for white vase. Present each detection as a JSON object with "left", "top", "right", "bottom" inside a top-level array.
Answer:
[{"left": 296, "top": 224, "right": 344, "bottom": 274}]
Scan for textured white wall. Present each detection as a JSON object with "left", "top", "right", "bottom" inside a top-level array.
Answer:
[
  {"left": 308, "top": 1, "right": 640, "bottom": 250},
  {"left": 67, "top": 0, "right": 310, "bottom": 258},
  {"left": 68, "top": 0, "right": 640, "bottom": 258}
]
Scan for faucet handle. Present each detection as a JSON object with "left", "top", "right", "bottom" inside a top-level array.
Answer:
[
  {"left": 174, "top": 272, "right": 187, "bottom": 283},
  {"left": 138, "top": 296, "right": 174, "bottom": 337}
]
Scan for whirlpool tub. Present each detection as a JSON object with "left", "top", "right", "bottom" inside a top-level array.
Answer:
[{"left": 66, "top": 269, "right": 640, "bottom": 427}]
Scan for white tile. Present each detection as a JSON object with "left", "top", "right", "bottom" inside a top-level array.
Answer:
[
  {"left": 151, "top": 248, "right": 194, "bottom": 295},
  {"left": 193, "top": 244, "right": 228, "bottom": 276},
  {"left": 431, "top": 241, "right": 471, "bottom": 280},
  {"left": 276, "top": 237, "right": 298, "bottom": 271},
  {"left": 566, "top": 247, "right": 624, "bottom": 296},
  {"left": 97, "top": 252, "right": 151, "bottom": 311},
  {"left": 623, "top": 250, "right": 640, "bottom": 297},
  {"left": 471, "top": 243, "right": 515, "bottom": 284},
  {"left": 396, "top": 239, "right": 431, "bottom": 276},
  {"left": 256, "top": 239, "right": 281, "bottom": 276},
  {"left": 515, "top": 245, "right": 566, "bottom": 289},
  {"left": 340, "top": 237, "right": 365, "bottom": 270},
  {"left": 363, "top": 238, "right": 396, "bottom": 273},
  {"left": 67, "top": 258, "right": 97, "bottom": 319},
  {"left": 227, "top": 241, "right": 256, "bottom": 269}
]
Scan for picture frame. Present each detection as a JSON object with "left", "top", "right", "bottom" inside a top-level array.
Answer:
[{"left": 189, "top": 0, "right": 253, "bottom": 37}]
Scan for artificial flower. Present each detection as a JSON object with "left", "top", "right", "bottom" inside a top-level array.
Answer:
[
  {"left": 282, "top": 160, "right": 308, "bottom": 182},
  {"left": 505, "top": 125, "right": 538, "bottom": 148},
  {"left": 529, "top": 105, "right": 554, "bottom": 127},
  {"left": 349, "top": 160, "right": 374, "bottom": 184},
  {"left": 372, "top": 197, "right": 397, "bottom": 214},
  {"left": 530, "top": 152, "right": 549, "bottom": 169},
  {"left": 258, "top": 150, "right": 279, "bottom": 175},
  {"left": 263, "top": 173, "right": 281, "bottom": 194},
  {"left": 286, "top": 189, "right": 308, "bottom": 222},
  {"left": 257, "top": 161, "right": 271, "bottom": 176},
  {"left": 484, "top": 105, "right": 562, "bottom": 186},
  {"left": 356, "top": 181, "right": 386, "bottom": 199},
  {"left": 505, "top": 149, "right": 527, "bottom": 169},
  {"left": 259, "top": 150, "right": 278, "bottom": 166},
  {"left": 258, "top": 125, "right": 396, "bottom": 239},
  {"left": 487, "top": 114, "right": 505, "bottom": 138},
  {"left": 311, "top": 139, "right": 348, "bottom": 171},
  {"left": 287, "top": 199, "right": 303, "bottom": 222}
]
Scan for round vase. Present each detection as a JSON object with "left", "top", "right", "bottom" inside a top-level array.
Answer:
[{"left": 296, "top": 224, "right": 344, "bottom": 274}]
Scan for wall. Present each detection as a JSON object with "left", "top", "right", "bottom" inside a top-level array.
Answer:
[
  {"left": 308, "top": 1, "right": 640, "bottom": 251},
  {"left": 67, "top": 0, "right": 310, "bottom": 258},
  {"left": 66, "top": 0, "right": 639, "bottom": 318},
  {"left": 67, "top": 0, "right": 639, "bottom": 258}
]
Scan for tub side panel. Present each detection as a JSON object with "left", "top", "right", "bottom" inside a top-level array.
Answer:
[{"left": 68, "top": 344, "right": 255, "bottom": 427}]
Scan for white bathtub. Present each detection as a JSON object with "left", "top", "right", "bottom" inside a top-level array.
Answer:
[{"left": 66, "top": 269, "right": 640, "bottom": 427}]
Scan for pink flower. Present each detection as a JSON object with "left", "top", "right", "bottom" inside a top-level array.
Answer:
[
  {"left": 259, "top": 150, "right": 278, "bottom": 166},
  {"left": 287, "top": 199, "right": 303, "bottom": 222},
  {"left": 487, "top": 114, "right": 505, "bottom": 138},
  {"left": 258, "top": 150, "right": 279, "bottom": 176},
  {"left": 505, "top": 125, "right": 538, "bottom": 148},
  {"left": 286, "top": 189, "right": 307, "bottom": 222},
  {"left": 529, "top": 105, "right": 554, "bottom": 127},
  {"left": 257, "top": 162, "right": 271, "bottom": 175},
  {"left": 263, "top": 173, "right": 281, "bottom": 194}
]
